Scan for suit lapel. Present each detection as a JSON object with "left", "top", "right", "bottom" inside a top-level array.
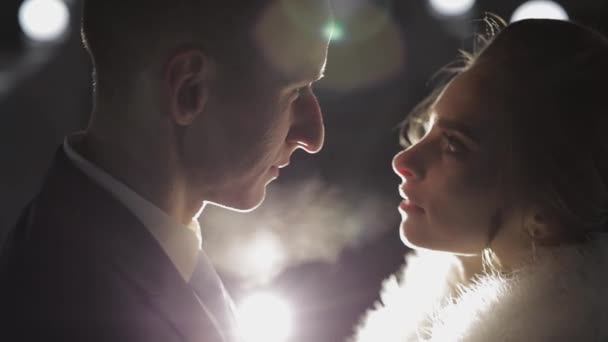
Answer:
[
  {"left": 49, "top": 148, "right": 227, "bottom": 342},
  {"left": 190, "top": 252, "right": 242, "bottom": 342},
  {"left": 106, "top": 214, "right": 225, "bottom": 342}
]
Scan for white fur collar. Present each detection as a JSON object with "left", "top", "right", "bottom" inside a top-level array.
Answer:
[{"left": 351, "top": 235, "right": 608, "bottom": 342}]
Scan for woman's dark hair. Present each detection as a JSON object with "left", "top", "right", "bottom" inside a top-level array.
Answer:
[{"left": 401, "top": 17, "right": 608, "bottom": 236}]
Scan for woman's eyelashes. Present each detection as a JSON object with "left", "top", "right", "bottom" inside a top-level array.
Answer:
[
  {"left": 396, "top": 125, "right": 468, "bottom": 157},
  {"left": 441, "top": 132, "right": 467, "bottom": 155}
]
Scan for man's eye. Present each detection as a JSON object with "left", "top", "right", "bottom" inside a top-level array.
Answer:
[{"left": 294, "top": 85, "right": 311, "bottom": 97}]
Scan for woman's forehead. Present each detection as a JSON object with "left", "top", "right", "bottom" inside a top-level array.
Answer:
[{"left": 432, "top": 69, "right": 508, "bottom": 141}]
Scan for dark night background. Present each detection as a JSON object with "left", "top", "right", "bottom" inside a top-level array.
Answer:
[{"left": 1, "top": 1, "right": 607, "bottom": 341}]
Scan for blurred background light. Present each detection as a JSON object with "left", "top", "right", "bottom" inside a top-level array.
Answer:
[
  {"left": 245, "top": 231, "right": 284, "bottom": 280},
  {"left": 237, "top": 292, "right": 293, "bottom": 342},
  {"left": 201, "top": 178, "right": 395, "bottom": 285},
  {"left": 511, "top": 1, "right": 569, "bottom": 22},
  {"left": 18, "top": 0, "right": 70, "bottom": 42},
  {"left": 428, "top": 0, "right": 476, "bottom": 17}
]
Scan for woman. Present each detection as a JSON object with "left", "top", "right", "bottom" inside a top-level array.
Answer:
[{"left": 352, "top": 18, "right": 608, "bottom": 341}]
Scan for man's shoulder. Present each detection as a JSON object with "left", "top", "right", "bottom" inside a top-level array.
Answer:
[
  {"left": 0, "top": 146, "right": 149, "bottom": 279},
  {"left": 4, "top": 148, "right": 119, "bottom": 252},
  {"left": 0, "top": 144, "right": 213, "bottom": 342},
  {"left": 0, "top": 149, "right": 180, "bottom": 342}
]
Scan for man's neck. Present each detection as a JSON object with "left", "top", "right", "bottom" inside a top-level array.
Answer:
[{"left": 76, "top": 126, "right": 200, "bottom": 225}]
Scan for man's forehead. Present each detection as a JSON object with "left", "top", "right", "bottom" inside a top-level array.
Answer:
[{"left": 253, "top": 0, "right": 331, "bottom": 82}]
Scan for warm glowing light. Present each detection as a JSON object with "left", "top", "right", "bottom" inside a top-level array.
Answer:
[
  {"left": 511, "top": 1, "right": 569, "bottom": 22},
  {"left": 237, "top": 293, "right": 293, "bottom": 342},
  {"left": 429, "top": 0, "right": 476, "bottom": 17},
  {"left": 356, "top": 252, "right": 465, "bottom": 341},
  {"left": 246, "top": 231, "right": 284, "bottom": 278},
  {"left": 19, "top": 0, "right": 70, "bottom": 42},
  {"left": 324, "top": 22, "right": 345, "bottom": 41}
]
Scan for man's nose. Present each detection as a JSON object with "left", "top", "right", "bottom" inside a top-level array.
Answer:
[{"left": 286, "top": 90, "right": 325, "bottom": 153}]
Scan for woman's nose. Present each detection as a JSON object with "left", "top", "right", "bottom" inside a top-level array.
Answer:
[{"left": 392, "top": 148, "right": 421, "bottom": 181}]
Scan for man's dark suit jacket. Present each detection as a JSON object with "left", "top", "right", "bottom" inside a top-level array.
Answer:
[{"left": 0, "top": 148, "right": 228, "bottom": 342}]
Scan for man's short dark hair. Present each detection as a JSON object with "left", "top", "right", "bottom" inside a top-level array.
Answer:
[{"left": 81, "top": 0, "right": 270, "bottom": 101}]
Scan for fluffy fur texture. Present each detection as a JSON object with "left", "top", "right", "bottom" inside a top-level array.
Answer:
[{"left": 351, "top": 234, "right": 608, "bottom": 342}]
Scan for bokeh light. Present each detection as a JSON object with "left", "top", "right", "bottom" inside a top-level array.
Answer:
[
  {"left": 201, "top": 178, "right": 394, "bottom": 284},
  {"left": 428, "top": 0, "right": 476, "bottom": 17},
  {"left": 18, "top": 0, "right": 70, "bottom": 42},
  {"left": 237, "top": 292, "right": 293, "bottom": 342},
  {"left": 511, "top": 1, "right": 569, "bottom": 22},
  {"left": 246, "top": 231, "right": 284, "bottom": 279}
]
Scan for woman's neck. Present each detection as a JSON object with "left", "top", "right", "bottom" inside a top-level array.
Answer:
[{"left": 457, "top": 255, "right": 485, "bottom": 284}]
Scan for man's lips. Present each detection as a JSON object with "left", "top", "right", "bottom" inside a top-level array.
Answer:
[
  {"left": 277, "top": 159, "right": 290, "bottom": 169},
  {"left": 269, "top": 166, "right": 280, "bottom": 178}
]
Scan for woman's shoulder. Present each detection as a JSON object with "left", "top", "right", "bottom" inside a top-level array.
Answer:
[
  {"left": 352, "top": 236, "right": 608, "bottom": 342},
  {"left": 444, "top": 234, "right": 608, "bottom": 341},
  {"left": 350, "top": 251, "right": 464, "bottom": 342}
]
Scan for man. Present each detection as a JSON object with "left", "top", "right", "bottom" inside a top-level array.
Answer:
[{"left": 0, "top": 0, "right": 331, "bottom": 341}]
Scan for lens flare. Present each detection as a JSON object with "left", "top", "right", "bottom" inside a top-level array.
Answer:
[
  {"left": 319, "top": 3, "right": 406, "bottom": 91},
  {"left": 324, "top": 22, "right": 345, "bottom": 41}
]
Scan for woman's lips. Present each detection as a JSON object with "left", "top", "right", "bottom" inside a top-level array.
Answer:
[
  {"left": 399, "top": 199, "right": 425, "bottom": 214},
  {"left": 398, "top": 187, "right": 425, "bottom": 214}
]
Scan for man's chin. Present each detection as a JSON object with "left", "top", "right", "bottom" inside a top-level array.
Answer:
[{"left": 207, "top": 189, "right": 267, "bottom": 213}]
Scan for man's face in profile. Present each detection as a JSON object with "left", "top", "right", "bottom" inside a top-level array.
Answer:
[{"left": 181, "top": 0, "right": 331, "bottom": 211}]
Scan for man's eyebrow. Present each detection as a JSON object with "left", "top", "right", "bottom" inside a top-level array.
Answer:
[
  {"left": 291, "top": 70, "right": 325, "bottom": 86},
  {"left": 435, "top": 117, "right": 481, "bottom": 145}
]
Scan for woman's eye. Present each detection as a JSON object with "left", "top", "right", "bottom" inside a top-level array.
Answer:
[{"left": 442, "top": 132, "right": 466, "bottom": 154}]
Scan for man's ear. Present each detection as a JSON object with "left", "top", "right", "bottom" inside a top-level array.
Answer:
[{"left": 165, "top": 49, "right": 212, "bottom": 126}]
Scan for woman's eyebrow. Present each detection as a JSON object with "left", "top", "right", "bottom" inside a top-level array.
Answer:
[{"left": 435, "top": 117, "right": 481, "bottom": 145}]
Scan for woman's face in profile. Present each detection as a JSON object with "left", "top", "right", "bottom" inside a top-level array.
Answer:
[{"left": 392, "top": 67, "right": 526, "bottom": 255}]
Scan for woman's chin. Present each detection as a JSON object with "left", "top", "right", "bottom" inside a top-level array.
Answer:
[
  {"left": 399, "top": 220, "right": 426, "bottom": 249},
  {"left": 399, "top": 219, "right": 447, "bottom": 252}
]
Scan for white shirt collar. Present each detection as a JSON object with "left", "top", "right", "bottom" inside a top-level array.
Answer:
[{"left": 63, "top": 136, "right": 201, "bottom": 282}]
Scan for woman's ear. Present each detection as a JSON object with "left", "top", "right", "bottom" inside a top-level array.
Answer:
[
  {"left": 524, "top": 207, "right": 564, "bottom": 246},
  {"left": 165, "top": 49, "right": 212, "bottom": 126}
]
